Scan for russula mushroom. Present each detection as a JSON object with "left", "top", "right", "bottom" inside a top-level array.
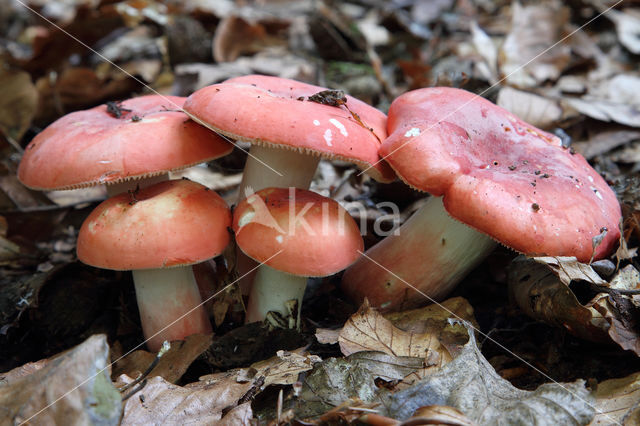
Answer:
[
  {"left": 233, "top": 187, "right": 363, "bottom": 324},
  {"left": 342, "top": 87, "right": 622, "bottom": 311},
  {"left": 183, "top": 74, "right": 395, "bottom": 199},
  {"left": 77, "top": 179, "right": 231, "bottom": 351},
  {"left": 18, "top": 95, "right": 232, "bottom": 196}
]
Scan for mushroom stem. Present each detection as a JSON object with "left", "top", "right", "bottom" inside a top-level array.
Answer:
[
  {"left": 236, "top": 145, "right": 319, "bottom": 202},
  {"left": 245, "top": 264, "right": 306, "bottom": 327},
  {"left": 342, "top": 196, "right": 497, "bottom": 311},
  {"left": 132, "top": 266, "right": 212, "bottom": 352}
]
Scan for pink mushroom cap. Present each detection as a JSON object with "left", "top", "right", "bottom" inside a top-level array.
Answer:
[
  {"left": 77, "top": 179, "right": 231, "bottom": 270},
  {"left": 183, "top": 74, "right": 395, "bottom": 182},
  {"left": 18, "top": 95, "right": 233, "bottom": 190},
  {"left": 380, "top": 87, "right": 621, "bottom": 261},
  {"left": 233, "top": 187, "right": 363, "bottom": 277}
]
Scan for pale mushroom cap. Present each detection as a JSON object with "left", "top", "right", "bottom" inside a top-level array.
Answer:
[
  {"left": 381, "top": 87, "right": 621, "bottom": 261},
  {"left": 18, "top": 95, "right": 233, "bottom": 190},
  {"left": 77, "top": 179, "right": 231, "bottom": 270},
  {"left": 183, "top": 74, "right": 395, "bottom": 182},
  {"left": 233, "top": 187, "right": 364, "bottom": 276}
]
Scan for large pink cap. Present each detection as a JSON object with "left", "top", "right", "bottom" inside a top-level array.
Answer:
[
  {"left": 77, "top": 179, "right": 231, "bottom": 270},
  {"left": 381, "top": 87, "right": 621, "bottom": 261},
  {"left": 18, "top": 95, "right": 233, "bottom": 190},
  {"left": 233, "top": 187, "right": 363, "bottom": 277},
  {"left": 184, "top": 74, "right": 395, "bottom": 182}
]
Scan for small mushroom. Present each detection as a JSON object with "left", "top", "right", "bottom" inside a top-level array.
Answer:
[
  {"left": 77, "top": 179, "right": 231, "bottom": 351},
  {"left": 233, "top": 187, "right": 363, "bottom": 324},
  {"left": 342, "top": 87, "right": 622, "bottom": 311}
]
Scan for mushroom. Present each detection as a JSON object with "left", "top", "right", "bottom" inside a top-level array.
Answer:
[
  {"left": 18, "top": 95, "right": 232, "bottom": 196},
  {"left": 77, "top": 179, "right": 231, "bottom": 351},
  {"left": 233, "top": 187, "right": 363, "bottom": 324},
  {"left": 183, "top": 74, "right": 394, "bottom": 294},
  {"left": 342, "top": 87, "right": 622, "bottom": 311},
  {"left": 183, "top": 74, "right": 395, "bottom": 199}
]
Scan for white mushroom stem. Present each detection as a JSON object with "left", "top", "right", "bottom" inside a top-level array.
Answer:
[
  {"left": 133, "top": 267, "right": 212, "bottom": 352},
  {"left": 342, "top": 196, "right": 497, "bottom": 310},
  {"left": 245, "top": 264, "right": 306, "bottom": 327},
  {"left": 236, "top": 145, "right": 320, "bottom": 201},
  {"left": 235, "top": 145, "right": 320, "bottom": 298}
]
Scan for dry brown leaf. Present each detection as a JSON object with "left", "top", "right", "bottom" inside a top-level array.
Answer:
[
  {"left": 213, "top": 15, "right": 288, "bottom": 63},
  {"left": 217, "top": 402, "right": 253, "bottom": 425},
  {"left": 315, "top": 327, "right": 341, "bottom": 345},
  {"left": 247, "top": 348, "right": 322, "bottom": 387},
  {"left": 591, "top": 371, "right": 640, "bottom": 425},
  {"left": 0, "top": 334, "right": 121, "bottom": 425},
  {"left": 496, "top": 87, "right": 562, "bottom": 129},
  {"left": 112, "top": 333, "right": 213, "bottom": 384},
  {"left": 508, "top": 256, "right": 610, "bottom": 342},
  {"left": 0, "top": 69, "right": 38, "bottom": 143},
  {"left": 533, "top": 256, "right": 607, "bottom": 287},
  {"left": 338, "top": 300, "right": 452, "bottom": 374},
  {"left": 121, "top": 370, "right": 252, "bottom": 425},
  {"left": 592, "top": 295, "right": 640, "bottom": 356},
  {"left": 499, "top": 1, "right": 571, "bottom": 87}
]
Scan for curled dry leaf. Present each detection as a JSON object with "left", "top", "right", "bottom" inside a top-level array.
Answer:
[
  {"left": 508, "top": 256, "right": 610, "bottom": 342},
  {"left": 591, "top": 371, "right": 640, "bottom": 425},
  {"left": 338, "top": 300, "right": 453, "bottom": 376},
  {"left": 381, "top": 322, "right": 595, "bottom": 425},
  {"left": 532, "top": 256, "right": 607, "bottom": 287},
  {"left": 112, "top": 333, "right": 214, "bottom": 384},
  {"left": 0, "top": 334, "right": 121, "bottom": 425},
  {"left": 509, "top": 256, "right": 640, "bottom": 354}
]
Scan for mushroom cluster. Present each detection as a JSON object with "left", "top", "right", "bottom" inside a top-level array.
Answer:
[{"left": 16, "top": 76, "right": 623, "bottom": 351}]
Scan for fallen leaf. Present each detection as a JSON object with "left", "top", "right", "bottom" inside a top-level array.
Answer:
[
  {"left": 384, "top": 296, "right": 476, "bottom": 350},
  {"left": 381, "top": 322, "right": 595, "bottom": 425},
  {"left": 315, "top": 327, "right": 341, "bottom": 345},
  {"left": 591, "top": 371, "right": 640, "bottom": 425},
  {"left": 338, "top": 301, "right": 452, "bottom": 375},
  {"left": 316, "top": 297, "right": 475, "bottom": 348},
  {"left": 298, "top": 351, "right": 425, "bottom": 419},
  {"left": 217, "top": 402, "right": 253, "bottom": 425},
  {"left": 0, "top": 69, "right": 38, "bottom": 143},
  {"left": 592, "top": 294, "right": 640, "bottom": 356},
  {"left": 572, "top": 129, "right": 640, "bottom": 160},
  {"left": 532, "top": 256, "right": 607, "bottom": 287},
  {"left": 470, "top": 21, "right": 498, "bottom": 82},
  {"left": 499, "top": 1, "right": 571, "bottom": 87},
  {"left": 213, "top": 15, "right": 288, "bottom": 63},
  {"left": 508, "top": 256, "right": 610, "bottom": 342},
  {"left": 606, "top": 8, "right": 640, "bottom": 55},
  {"left": 247, "top": 348, "right": 322, "bottom": 387},
  {"left": 120, "top": 370, "right": 252, "bottom": 425},
  {"left": 112, "top": 333, "right": 213, "bottom": 384},
  {"left": 496, "top": 87, "right": 563, "bottom": 129},
  {"left": 608, "top": 265, "right": 640, "bottom": 291},
  {"left": 0, "top": 334, "right": 121, "bottom": 425}
]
